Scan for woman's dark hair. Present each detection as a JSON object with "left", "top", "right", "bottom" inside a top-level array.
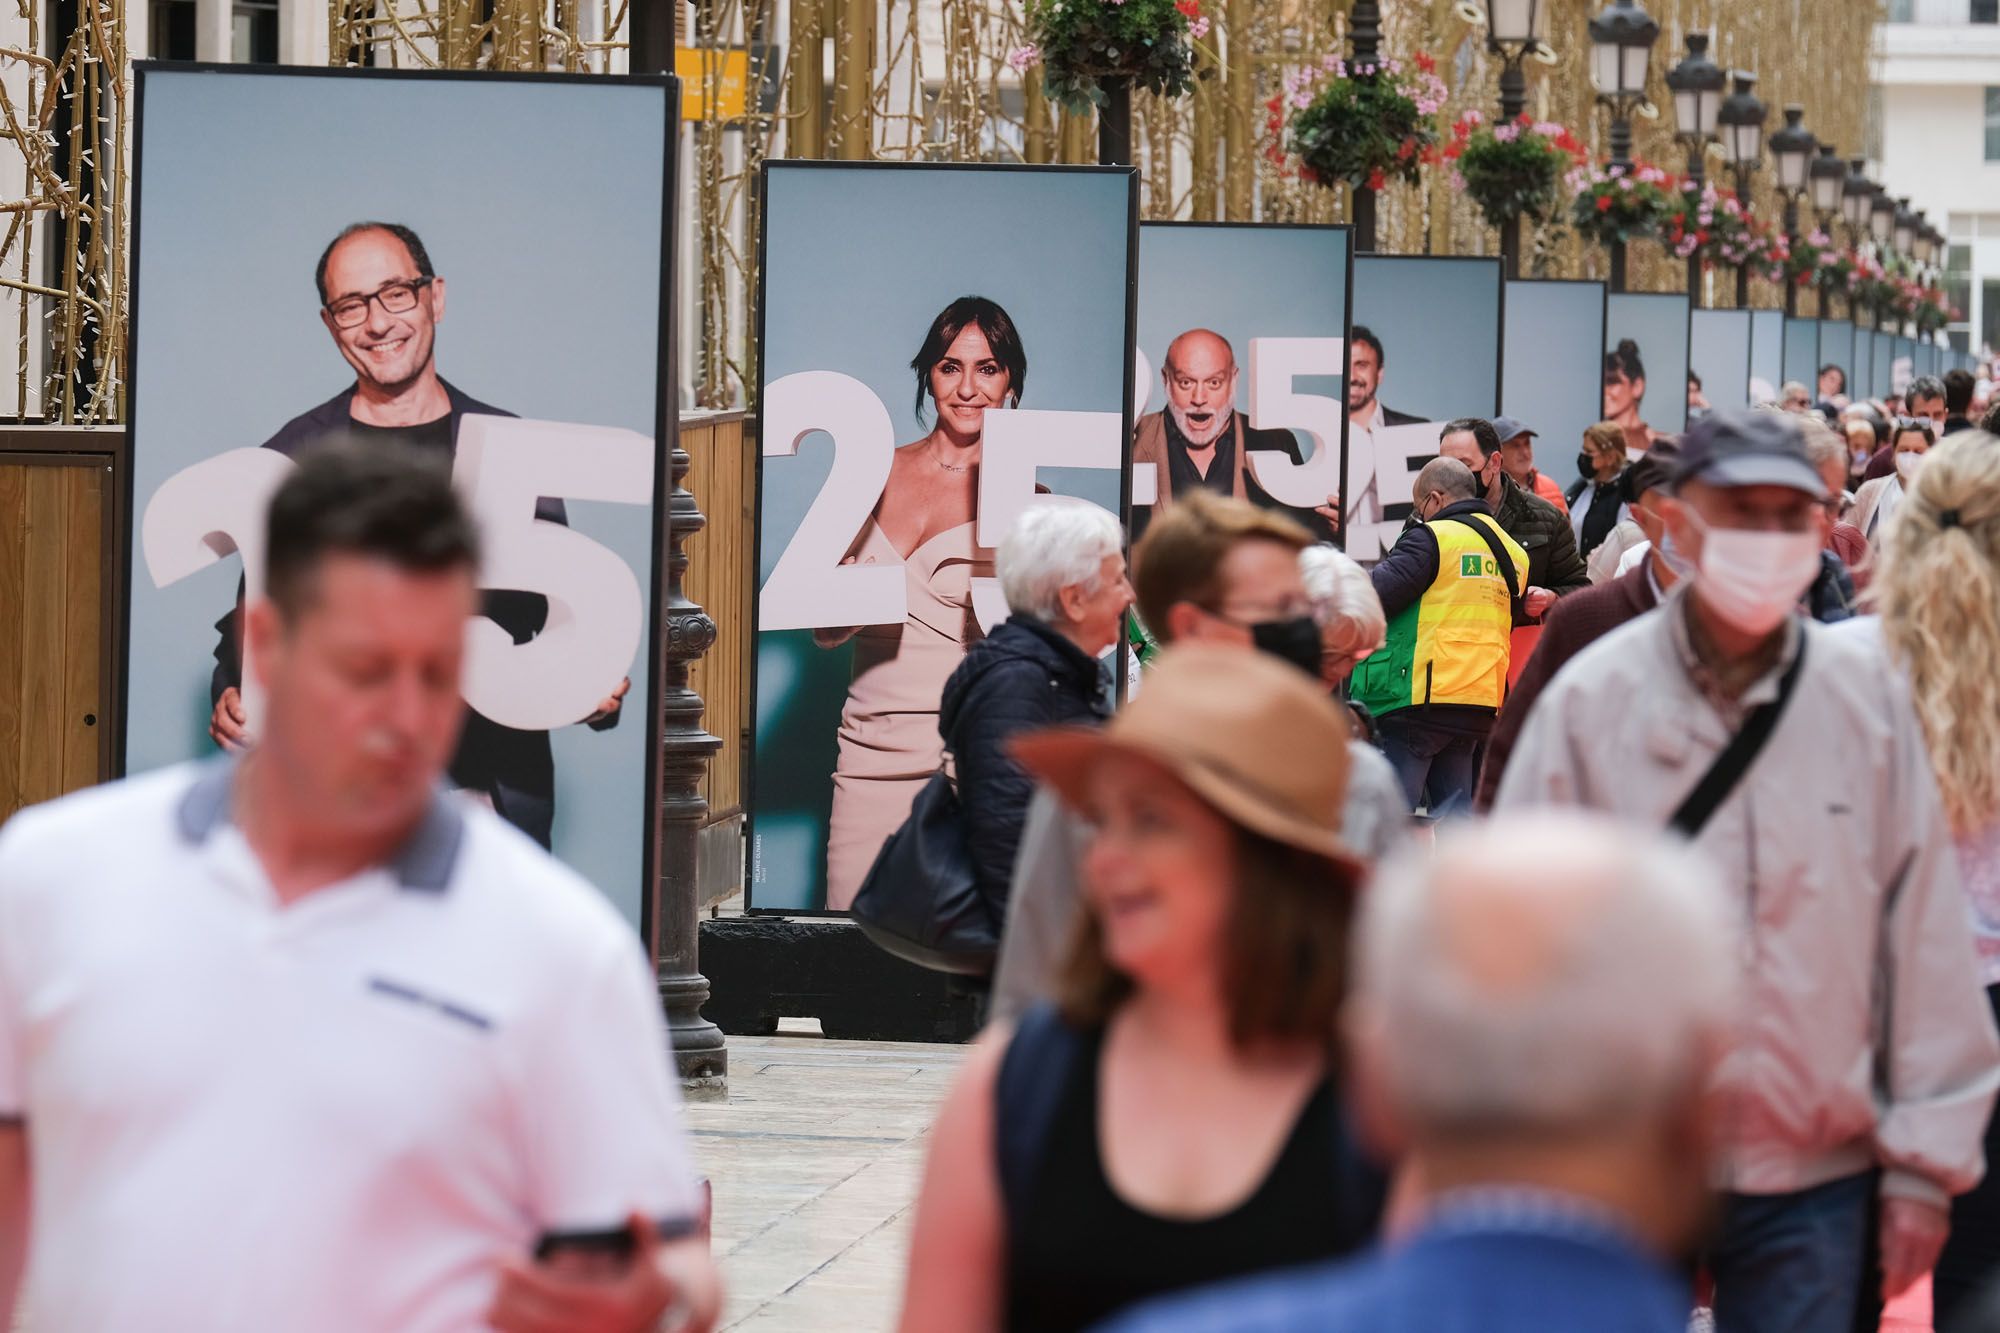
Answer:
[
  {"left": 1056, "top": 825, "right": 1360, "bottom": 1053},
  {"left": 1605, "top": 338, "right": 1645, "bottom": 384},
  {"left": 909, "top": 295, "right": 1026, "bottom": 426}
]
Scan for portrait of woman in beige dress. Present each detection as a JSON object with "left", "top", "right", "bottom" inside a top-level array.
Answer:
[{"left": 815, "top": 295, "right": 1027, "bottom": 909}]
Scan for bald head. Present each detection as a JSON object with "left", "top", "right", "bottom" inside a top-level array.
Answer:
[
  {"left": 1353, "top": 814, "right": 1737, "bottom": 1145},
  {"left": 1414, "top": 456, "right": 1478, "bottom": 511},
  {"left": 1163, "top": 329, "right": 1239, "bottom": 447}
]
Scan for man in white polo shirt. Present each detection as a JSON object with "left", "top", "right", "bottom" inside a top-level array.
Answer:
[{"left": 0, "top": 444, "right": 717, "bottom": 1332}]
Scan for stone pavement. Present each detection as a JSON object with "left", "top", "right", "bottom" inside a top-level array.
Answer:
[
  {"left": 685, "top": 1023, "right": 1936, "bottom": 1333},
  {"left": 687, "top": 1023, "right": 967, "bottom": 1332}
]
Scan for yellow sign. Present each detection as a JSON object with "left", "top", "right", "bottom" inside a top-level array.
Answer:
[{"left": 675, "top": 47, "right": 751, "bottom": 121}]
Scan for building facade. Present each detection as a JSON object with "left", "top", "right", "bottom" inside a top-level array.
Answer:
[{"left": 1877, "top": 0, "right": 2000, "bottom": 357}]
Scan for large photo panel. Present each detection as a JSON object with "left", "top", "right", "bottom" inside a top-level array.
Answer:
[
  {"left": 1855, "top": 323, "right": 1876, "bottom": 403},
  {"left": 1874, "top": 330, "right": 1897, "bottom": 399},
  {"left": 1818, "top": 321, "right": 1856, "bottom": 403},
  {"left": 126, "top": 65, "right": 675, "bottom": 927},
  {"left": 1347, "top": 256, "right": 1502, "bottom": 559},
  {"left": 1690, "top": 309, "right": 1753, "bottom": 415},
  {"left": 1605, "top": 293, "right": 1690, "bottom": 447},
  {"left": 1134, "top": 222, "right": 1350, "bottom": 550},
  {"left": 1783, "top": 317, "right": 1820, "bottom": 398},
  {"left": 1749, "top": 310, "right": 1784, "bottom": 406},
  {"left": 1502, "top": 279, "right": 1606, "bottom": 494},
  {"left": 751, "top": 161, "right": 1137, "bottom": 914}
]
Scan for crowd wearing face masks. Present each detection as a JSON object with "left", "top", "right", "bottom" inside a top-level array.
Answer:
[{"left": 881, "top": 402, "right": 2000, "bottom": 1333}]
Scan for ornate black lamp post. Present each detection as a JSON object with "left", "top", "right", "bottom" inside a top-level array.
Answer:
[
  {"left": 1767, "top": 105, "right": 1814, "bottom": 317},
  {"left": 1587, "top": 0, "right": 1660, "bottom": 292},
  {"left": 1478, "top": 0, "right": 1548, "bottom": 277},
  {"left": 1842, "top": 158, "right": 1873, "bottom": 247},
  {"left": 1808, "top": 145, "right": 1847, "bottom": 314},
  {"left": 1716, "top": 72, "right": 1765, "bottom": 308},
  {"left": 1344, "top": 0, "right": 1387, "bottom": 250},
  {"left": 1666, "top": 32, "right": 1724, "bottom": 304}
]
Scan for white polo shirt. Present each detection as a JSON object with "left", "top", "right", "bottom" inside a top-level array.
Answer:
[{"left": 0, "top": 761, "right": 701, "bottom": 1332}]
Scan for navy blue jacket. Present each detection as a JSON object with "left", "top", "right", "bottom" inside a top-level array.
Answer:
[{"left": 938, "top": 616, "right": 1110, "bottom": 924}]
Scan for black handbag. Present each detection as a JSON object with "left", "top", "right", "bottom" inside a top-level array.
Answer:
[{"left": 850, "top": 767, "right": 999, "bottom": 976}]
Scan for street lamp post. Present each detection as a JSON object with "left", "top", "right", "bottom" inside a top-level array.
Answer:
[
  {"left": 1767, "top": 105, "right": 1814, "bottom": 318},
  {"left": 1666, "top": 32, "right": 1724, "bottom": 305},
  {"left": 1347, "top": 0, "right": 1385, "bottom": 251},
  {"left": 1481, "top": 0, "right": 1547, "bottom": 278},
  {"left": 1588, "top": 0, "right": 1660, "bottom": 293},
  {"left": 1716, "top": 71, "right": 1765, "bottom": 308},
  {"left": 1871, "top": 188, "right": 1896, "bottom": 329},
  {"left": 1842, "top": 158, "right": 1873, "bottom": 247},
  {"left": 1808, "top": 144, "right": 1847, "bottom": 315}
]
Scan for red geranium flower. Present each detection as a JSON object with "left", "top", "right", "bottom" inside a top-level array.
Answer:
[
  {"left": 1596, "top": 195, "right": 1614, "bottom": 213},
  {"left": 1174, "top": 0, "right": 1201, "bottom": 19},
  {"left": 1367, "top": 166, "right": 1387, "bottom": 191},
  {"left": 1413, "top": 51, "right": 1436, "bottom": 73}
]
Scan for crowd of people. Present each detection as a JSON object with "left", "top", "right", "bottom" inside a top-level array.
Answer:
[
  {"left": 890, "top": 392, "right": 2000, "bottom": 1333},
  {"left": 7, "top": 344, "right": 2000, "bottom": 1333}
]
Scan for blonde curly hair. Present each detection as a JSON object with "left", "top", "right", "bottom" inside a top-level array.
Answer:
[{"left": 1874, "top": 431, "right": 2000, "bottom": 835}]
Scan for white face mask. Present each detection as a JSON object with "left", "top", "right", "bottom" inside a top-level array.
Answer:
[
  {"left": 1687, "top": 513, "right": 1823, "bottom": 636},
  {"left": 1894, "top": 451, "right": 1926, "bottom": 485}
]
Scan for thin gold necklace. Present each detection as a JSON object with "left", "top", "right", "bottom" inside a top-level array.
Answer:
[{"left": 930, "top": 442, "right": 972, "bottom": 473}]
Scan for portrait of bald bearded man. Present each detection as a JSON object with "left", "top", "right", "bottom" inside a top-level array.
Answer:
[
  {"left": 1132, "top": 328, "right": 1339, "bottom": 544},
  {"left": 206, "top": 220, "right": 629, "bottom": 850}
]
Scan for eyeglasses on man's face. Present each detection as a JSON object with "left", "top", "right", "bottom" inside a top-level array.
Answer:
[{"left": 325, "top": 276, "right": 433, "bottom": 329}]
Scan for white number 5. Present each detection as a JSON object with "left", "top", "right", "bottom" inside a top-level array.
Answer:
[{"left": 452, "top": 415, "right": 652, "bottom": 731}]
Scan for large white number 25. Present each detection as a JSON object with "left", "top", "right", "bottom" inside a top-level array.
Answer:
[{"left": 140, "top": 416, "right": 652, "bottom": 734}]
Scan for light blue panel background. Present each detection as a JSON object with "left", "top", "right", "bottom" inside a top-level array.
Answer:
[
  {"left": 1136, "top": 222, "right": 1349, "bottom": 460},
  {"left": 1606, "top": 293, "right": 1690, "bottom": 437},
  {"left": 1894, "top": 337, "right": 1917, "bottom": 393},
  {"left": 1503, "top": 279, "right": 1605, "bottom": 492},
  {"left": 1353, "top": 257, "right": 1503, "bottom": 423},
  {"left": 127, "top": 68, "right": 670, "bottom": 925},
  {"left": 1818, "top": 321, "right": 1856, "bottom": 396},
  {"left": 1783, "top": 318, "right": 1821, "bottom": 394},
  {"left": 1856, "top": 328, "right": 1875, "bottom": 403},
  {"left": 1749, "top": 310, "right": 1785, "bottom": 404},
  {"left": 1874, "top": 332, "right": 1897, "bottom": 397},
  {"left": 753, "top": 162, "right": 1135, "bottom": 911},
  {"left": 758, "top": 164, "right": 1134, "bottom": 584},
  {"left": 1690, "top": 310, "right": 1752, "bottom": 413}
]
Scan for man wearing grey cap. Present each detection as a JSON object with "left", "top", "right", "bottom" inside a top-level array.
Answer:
[
  {"left": 1495, "top": 408, "right": 2000, "bottom": 1333},
  {"left": 1490, "top": 415, "right": 1571, "bottom": 513}
]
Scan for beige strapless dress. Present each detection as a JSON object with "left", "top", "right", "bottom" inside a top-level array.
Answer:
[{"left": 823, "top": 519, "right": 993, "bottom": 910}]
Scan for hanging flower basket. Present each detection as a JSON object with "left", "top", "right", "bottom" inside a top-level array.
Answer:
[
  {"left": 1271, "top": 50, "right": 1446, "bottom": 191},
  {"left": 1016, "top": 0, "right": 1208, "bottom": 116},
  {"left": 1566, "top": 161, "right": 1678, "bottom": 248},
  {"left": 1446, "top": 111, "right": 1587, "bottom": 230},
  {"left": 1784, "top": 227, "right": 1835, "bottom": 288},
  {"left": 1664, "top": 181, "right": 1781, "bottom": 281}
]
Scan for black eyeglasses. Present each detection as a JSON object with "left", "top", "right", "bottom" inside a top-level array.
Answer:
[{"left": 324, "top": 276, "right": 432, "bottom": 328}]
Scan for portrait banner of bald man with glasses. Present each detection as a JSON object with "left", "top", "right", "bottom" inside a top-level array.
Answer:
[{"left": 123, "top": 67, "right": 674, "bottom": 929}]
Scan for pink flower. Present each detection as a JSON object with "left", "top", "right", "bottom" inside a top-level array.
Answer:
[
  {"left": 1188, "top": 15, "right": 1209, "bottom": 37},
  {"left": 1006, "top": 43, "right": 1040, "bottom": 71},
  {"left": 1292, "top": 90, "right": 1311, "bottom": 109},
  {"left": 1493, "top": 122, "right": 1520, "bottom": 143},
  {"left": 1465, "top": 108, "right": 1485, "bottom": 126}
]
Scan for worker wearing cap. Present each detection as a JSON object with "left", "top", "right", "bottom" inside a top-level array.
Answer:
[{"left": 1495, "top": 408, "right": 2000, "bottom": 1333}]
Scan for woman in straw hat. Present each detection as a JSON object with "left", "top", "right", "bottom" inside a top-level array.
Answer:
[
  {"left": 1847, "top": 430, "right": 2000, "bottom": 1330},
  {"left": 896, "top": 644, "right": 1384, "bottom": 1333}
]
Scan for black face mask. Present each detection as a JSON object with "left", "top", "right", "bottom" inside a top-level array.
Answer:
[
  {"left": 1250, "top": 616, "right": 1324, "bottom": 678},
  {"left": 1576, "top": 451, "right": 1596, "bottom": 479}
]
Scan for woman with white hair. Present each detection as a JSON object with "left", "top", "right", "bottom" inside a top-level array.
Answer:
[
  {"left": 1297, "top": 544, "right": 1386, "bottom": 688},
  {"left": 938, "top": 501, "right": 1133, "bottom": 935}
]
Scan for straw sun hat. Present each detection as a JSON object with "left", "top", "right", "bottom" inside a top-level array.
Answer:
[{"left": 1009, "top": 643, "right": 1363, "bottom": 875}]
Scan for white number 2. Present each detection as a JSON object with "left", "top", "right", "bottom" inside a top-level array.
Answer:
[{"left": 758, "top": 371, "right": 906, "bottom": 632}]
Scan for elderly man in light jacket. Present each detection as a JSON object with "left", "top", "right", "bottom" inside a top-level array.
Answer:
[{"left": 1495, "top": 409, "right": 2000, "bottom": 1333}]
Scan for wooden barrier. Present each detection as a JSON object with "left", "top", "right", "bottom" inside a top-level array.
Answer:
[
  {"left": 678, "top": 410, "right": 754, "bottom": 904},
  {"left": 0, "top": 428, "right": 124, "bottom": 824}
]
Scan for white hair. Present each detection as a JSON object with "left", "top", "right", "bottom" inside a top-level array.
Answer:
[
  {"left": 1354, "top": 814, "right": 1738, "bottom": 1140},
  {"left": 1299, "top": 544, "right": 1385, "bottom": 659},
  {"left": 996, "top": 501, "right": 1124, "bottom": 623}
]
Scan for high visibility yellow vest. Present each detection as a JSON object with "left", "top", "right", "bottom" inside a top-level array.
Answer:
[{"left": 1351, "top": 512, "right": 1528, "bottom": 716}]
